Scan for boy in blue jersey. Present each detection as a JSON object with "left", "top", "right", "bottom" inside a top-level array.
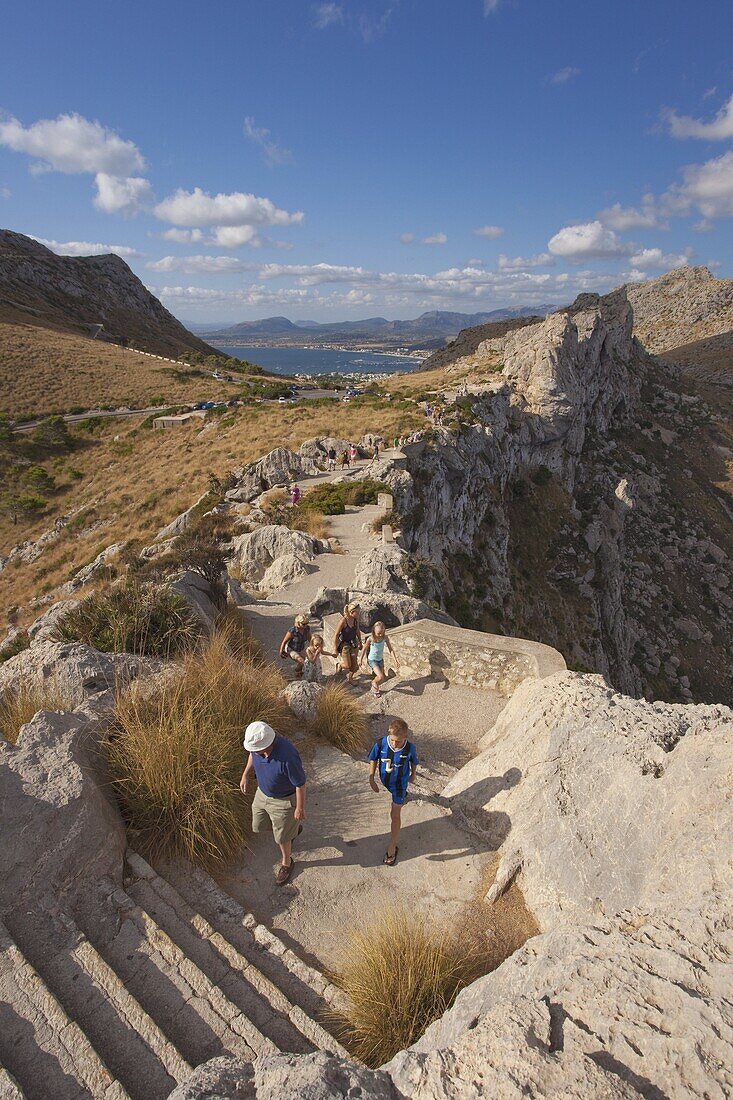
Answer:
[{"left": 368, "top": 718, "right": 418, "bottom": 866}]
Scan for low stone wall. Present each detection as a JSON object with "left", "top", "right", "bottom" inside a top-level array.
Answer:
[
  {"left": 321, "top": 614, "right": 565, "bottom": 695},
  {"left": 388, "top": 621, "right": 565, "bottom": 694}
]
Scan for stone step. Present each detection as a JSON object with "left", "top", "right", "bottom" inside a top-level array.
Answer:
[
  {"left": 4, "top": 900, "right": 191, "bottom": 1100},
  {"left": 126, "top": 851, "right": 347, "bottom": 1057},
  {"left": 89, "top": 879, "right": 276, "bottom": 1070},
  {"left": 154, "top": 853, "right": 348, "bottom": 1021},
  {"left": 0, "top": 919, "right": 127, "bottom": 1100}
]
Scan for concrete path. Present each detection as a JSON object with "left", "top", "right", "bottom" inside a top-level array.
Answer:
[{"left": 224, "top": 452, "right": 508, "bottom": 969}]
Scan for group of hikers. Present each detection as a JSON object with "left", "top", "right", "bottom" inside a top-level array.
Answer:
[
  {"left": 241, "top": 712, "right": 418, "bottom": 883},
  {"left": 279, "top": 602, "right": 399, "bottom": 698},
  {"left": 323, "top": 442, "right": 361, "bottom": 471}
]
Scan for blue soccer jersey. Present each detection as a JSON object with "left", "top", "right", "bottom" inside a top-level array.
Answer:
[{"left": 368, "top": 736, "right": 418, "bottom": 804}]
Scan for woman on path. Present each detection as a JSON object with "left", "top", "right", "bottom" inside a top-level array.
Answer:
[
  {"left": 341, "top": 450, "right": 350, "bottom": 469},
  {"left": 373, "top": 441, "right": 380, "bottom": 462},
  {"left": 279, "top": 613, "right": 311, "bottom": 677},
  {"left": 349, "top": 443, "right": 358, "bottom": 463},
  {"left": 360, "top": 620, "right": 399, "bottom": 698},
  {"left": 333, "top": 602, "right": 362, "bottom": 682},
  {"left": 291, "top": 483, "right": 301, "bottom": 507}
]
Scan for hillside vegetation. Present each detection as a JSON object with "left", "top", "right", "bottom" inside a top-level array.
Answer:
[{"left": 0, "top": 323, "right": 238, "bottom": 419}]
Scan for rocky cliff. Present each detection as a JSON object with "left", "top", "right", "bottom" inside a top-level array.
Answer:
[
  {"left": 0, "top": 229, "right": 213, "bottom": 357},
  {"left": 371, "top": 287, "right": 733, "bottom": 705},
  {"left": 625, "top": 265, "right": 733, "bottom": 356}
]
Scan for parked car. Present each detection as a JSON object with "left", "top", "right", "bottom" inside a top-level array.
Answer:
[
  {"left": 202, "top": 401, "right": 216, "bottom": 409},
  {"left": 193, "top": 401, "right": 207, "bottom": 410},
  {"left": 227, "top": 398, "right": 238, "bottom": 407}
]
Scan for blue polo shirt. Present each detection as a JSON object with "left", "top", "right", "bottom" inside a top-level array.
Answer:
[
  {"left": 369, "top": 736, "right": 418, "bottom": 803},
  {"left": 250, "top": 735, "right": 306, "bottom": 798}
]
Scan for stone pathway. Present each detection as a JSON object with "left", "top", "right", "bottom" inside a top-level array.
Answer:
[{"left": 222, "top": 453, "right": 508, "bottom": 971}]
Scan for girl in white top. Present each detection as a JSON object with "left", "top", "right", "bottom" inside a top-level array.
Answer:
[{"left": 302, "top": 634, "right": 335, "bottom": 683}]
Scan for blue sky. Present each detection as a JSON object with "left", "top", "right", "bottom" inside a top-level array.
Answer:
[{"left": 1, "top": 0, "right": 732, "bottom": 323}]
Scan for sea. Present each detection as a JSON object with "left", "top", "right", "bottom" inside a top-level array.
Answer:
[{"left": 212, "top": 344, "right": 421, "bottom": 378}]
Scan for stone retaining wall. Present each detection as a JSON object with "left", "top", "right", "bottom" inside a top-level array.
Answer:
[{"left": 322, "top": 614, "right": 565, "bottom": 695}]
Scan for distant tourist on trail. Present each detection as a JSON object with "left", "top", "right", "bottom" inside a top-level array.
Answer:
[
  {"left": 341, "top": 450, "right": 350, "bottom": 469},
  {"left": 360, "top": 620, "right": 400, "bottom": 698},
  {"left": 373, "top": 441, "right": 380, "bottom": 462},
  {"left": 334, "top": 601, "right": 362, "bottom": 682},
  {"left": 279, "top": 613, "right": 311, "bottom": 678},
  {"left": 302, "top": 633, "right": 335, "bottom": 683},
  {"left": 291, "top": 483, "right": 301, "bottom": 507},
  {"left": 327, "top": 446, "right": 337, "bottom": 471},
  {"left": 241, "top": 721, "right": 306, "bottom": 885},
  {"left": 349, "top": 443, "right": 358, "bottom": 463},
  {"left": 368, "top": 718, "right": 418, "bottom": 866}
]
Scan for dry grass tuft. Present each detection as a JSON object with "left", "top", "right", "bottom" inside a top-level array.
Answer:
[
  {"left": 0, "top": 680, "right": 72, "bottom": 744},
  {"left": 309, "top": 682, "right": 368, "bottom": 754},
  {"left": 215, "top": 605, "right": 264, "bottom": 665},
  {"left": 292, "top": 508, "right": 330, "bottom": 539},
  {"left": 52, "top": 583, "right": 199, "bottom": 656},
  {"left": 107, "top": 632, "right": 289, "bottom": 867},
  {"left": 329, "top": 907, "right": 482, "bottom": 1066}
]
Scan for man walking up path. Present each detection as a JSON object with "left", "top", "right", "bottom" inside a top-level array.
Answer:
[{"left": 241, "top": 721, "right": 306, "bottom": 885}]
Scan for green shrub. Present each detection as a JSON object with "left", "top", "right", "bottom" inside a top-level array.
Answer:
[
  {"left": 108, "top": 633, "right": 290, "bottom": 865},
  {"left": 531, "top": 465, "right": 552, "bottom": 487},
  {"left": 22, "top": 465, "right": 56, "bottom": 495},
  {"left": 52, "top": 583, "right": 198, "bottom": 656},
  {"left": 300, "top": 479, "right": 389, "bottom": 516}
]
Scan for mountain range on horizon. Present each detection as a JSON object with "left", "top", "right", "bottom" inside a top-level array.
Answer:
[{"left": 190, "top": 306, "right": 559, "bottom": 347}]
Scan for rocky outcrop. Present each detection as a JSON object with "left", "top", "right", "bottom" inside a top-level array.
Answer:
[
  {"left": 61, "top": 542, "right": 126, "bottom": 594},
  {"left": 353, "top": 544, "right": 411, "bottom": 594},
  {"left": 226, "top": 448, "right": 320, "bottom": 504},
  {"left": 309, "top": 586, "right": 456, "bottom": 629},
  {"left": 28, "top": 598, "right": 81, "bottom": 641},
  {"left": 0, "top": 639, "right": 158, "bottom": 708},
  {"left": 381, "top": 285, "right": 733, "bottom": 705},
  {"left": 261, "top": 552, "right": 314, "bottom": 590},
  {"left": 170, "top": 1052, "right": 397, "bottom": 1100},
  {"left": 0, "top": 709, "right": 125, "bottom": 920},
  {"left": 624, "top": 265, "right": 733, "bottom": 355},
  {"left": 283, "top": 681, "right": 324, "bottom": 721},
  {"left": 169, "top": 570, "right": 223, "bottom": 630},
  {"left": 157, "top": 493, "right": 211, "bottom": 539},
  {"left": 0, "top": 229, "right": 212, "bottom": 356}
]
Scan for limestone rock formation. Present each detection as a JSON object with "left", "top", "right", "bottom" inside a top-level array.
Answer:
[
  {"left": 309, "top": 586, "right": 456, "bottom": 629},
  {"left": 0, "top": 639, "right": 158, "bottom": 709},
  {"left": 157, "top": 493, "right": 211, "bottom": 539},
  {"left": 0, "top": 710, "right": 125, "bottom": 920},
  {"left": 261, "top": 552, "right": 314, "bottom": 591},
  {"left": 169, "top": 1052, "right": 397, "bottom": 1100},
  {"left": 169, "top": 570, "right": 223, "bottom": 630},
  {"left": 353, "top": 543, "right": 411, "bottom": 594},
  {"left": 624, "top": 265, "right": 733, "bottom": 355},
  {"left": 61, "top": 542, "right": 126, "bottom": 594},
  {"left": 283, "top": 681, "right": 324, "bottom": 720},
  {"left": 226, "top": 448, "right": 320, "bottom": 504},
  {"left": 231, "top": 525, "right": 329, "bottom": 570},
  {"left": 28, "top": 598, "right": 82, "bottom": 641}
]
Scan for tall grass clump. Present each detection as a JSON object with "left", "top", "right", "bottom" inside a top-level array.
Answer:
[
  {"left": 329, "top": 908, "right": 481, "bottom": 1066},
  {"left": 52, "top": 583, "right": 198, "bottom": 656},
  {"left": 310, "top": 682, "right": 368, "bottom": 754},
  {"left": 0, "top": 680, "right": 71, "bottom": 744},
  {"left": 107, "top": 633, "right": 290, "bottom": 866}
]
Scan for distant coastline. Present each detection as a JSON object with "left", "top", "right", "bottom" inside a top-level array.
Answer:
[{"left": 214, "top": 343, "right": 423, "bottom": 377}]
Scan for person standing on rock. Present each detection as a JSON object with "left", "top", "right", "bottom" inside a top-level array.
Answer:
[
  {"left": 368, "top": 718, "right": 418, "bottom": 866},
  {"left": 240, "top": 721, "right": 306, "bottom": 885},
  {"left": 334, "top": 602, "right": 362, "bottom": 682}
]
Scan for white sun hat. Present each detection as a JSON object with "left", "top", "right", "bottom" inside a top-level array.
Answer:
[{"left": 243, "top": 721, "right": 276, "bottom": 753}]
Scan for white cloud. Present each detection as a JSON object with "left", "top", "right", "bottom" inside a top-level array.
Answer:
[
  {"left": 473, "top": 224, "right": 504, "bottom": 239},
  {"left": 209, "top": 225, "right": 261, "bottom": 248},
  {"left": 159, "top": 227, "right": 204, "bottom": 243},
  {"left": 662, "top": 151, "right": 733, "bottom": 220},
  {"left": 497, "top": 252, "right": 553, "bottom": 270},
  {"left": 244, "top": 116, "right": 293, "bottom": 166},
  {"left": 0, "top": 111, "right": 145, "bottom": 176},
  {"left": 313, "top": 3, "right": 343, "bottom": 28},
  {"left": 550, "top": 66, "right": 581, "bottom": 85},
  {"left": 627, "top": 247, "right": 691, "bottom": 271},
  {"left": 31, "top": 236, "right": 143, "bottom": 258},
  {"left": 146, "top": 254, "right": 253, "bottom": 274},
  {"left": 548, "top": 220, "right": 629, "bottom": 260},
  {"left": 664, "top": 93, "right": 733, "bottom": 141},
  {"left": 399, "top": 232, "right": 415, "bottom": 244},
  {"left": 483, "top": 0, "right": 500, "bottom": 13},
  {"left": 358, "top": 9, "right": 394, "bottom": 42},
  {"left": 0, "top": 186, "right": 9, "bottom": 199},
  {"left": 597, "top": 195, "right": 661, "bottom": 230},
  {"left": 153, "top": 186, "right": 303, "bottom": 228},
  {"left": 93, "top": 172, "right": 154, "bottom": 215},
  {"left": 422, "top": 232, "right": 447, "bottom": 245}
]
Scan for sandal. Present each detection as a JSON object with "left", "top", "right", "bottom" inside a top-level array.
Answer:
[
  {"left": 371, "top": 687, "right": 381, "bottom": 697},
  {"left": 276, "top": 860, "right": 294, "bottom": 885},
  {"left": 382, "top": 847, "right": 398, "bottom": 866}
]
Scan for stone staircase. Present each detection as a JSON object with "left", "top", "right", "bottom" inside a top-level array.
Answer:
[{"left": 0, "top": 850, "right": 347, "bottom": 1099}]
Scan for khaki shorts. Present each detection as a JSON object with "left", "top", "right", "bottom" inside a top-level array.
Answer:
[
  {"left": 339, "top": 643, "right": 357, "bottom": 670},
  {"left": 252, "top": 786, "right": 299, "bottom": 844}
]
